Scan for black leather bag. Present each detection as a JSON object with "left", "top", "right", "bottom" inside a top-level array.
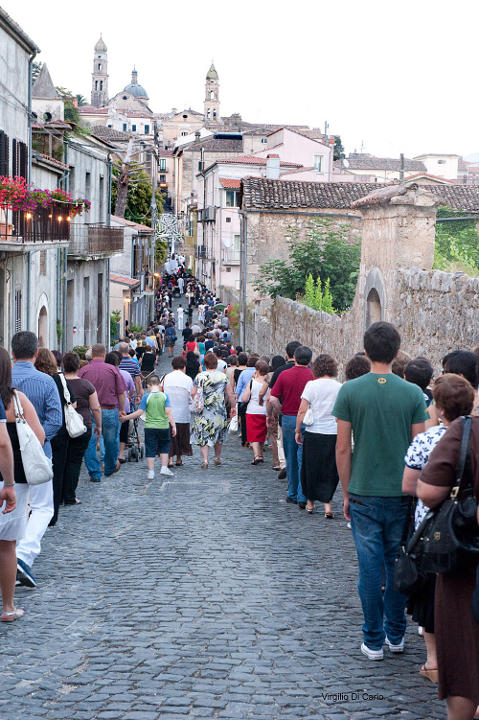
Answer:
[
  {"left": 473, "top": 565, "right": 479, "bottom": 624},
  {"left": 394, "top": 416, "right": 479, "bottom": 592}
]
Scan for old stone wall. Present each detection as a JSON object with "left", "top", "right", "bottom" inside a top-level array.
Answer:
[{"left": 246, "top": 267, "right": 479, "bottom": 377}]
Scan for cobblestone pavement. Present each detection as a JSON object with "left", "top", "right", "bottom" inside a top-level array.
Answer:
[{"left": 2, "top": 331, "right": 445, "bottom": 720}]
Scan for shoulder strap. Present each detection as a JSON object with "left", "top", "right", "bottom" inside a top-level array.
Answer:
[
  {"left": 452, "top": 415, "right": 472, "bottom": 497},
  {"left": 12, "top": 390, "right": 24, "bottom": 420},
  {"left": 58, "top": 372, "right": 71, "bottom": 405}
]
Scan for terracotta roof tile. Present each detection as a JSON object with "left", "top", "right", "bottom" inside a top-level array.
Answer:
[
  {"left": 220, "top": 178, "right": 241, "bottom": 189},
  {"left": 217, "top": 155, "right": 302, "bottom": 167},
  {"left": 347, "top": 153, "right": 426, "bottom": 172},
  {"left": 109, "top": 273, "right": 140, "bottom": 287},
  {"left": 241, "top": 178, "right": 479, "bottom": 212}
]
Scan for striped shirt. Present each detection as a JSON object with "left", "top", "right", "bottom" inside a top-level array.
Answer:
[
  {"left": 12, "top": 361, "right": 63, "bottom": 458},
  {"left": 119, "top": 357, "right": 141, "bottom": 379}
]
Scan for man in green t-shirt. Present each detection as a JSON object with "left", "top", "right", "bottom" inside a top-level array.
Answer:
[{"left": 333, "top": 322, "right": 427, "bottom": 661}]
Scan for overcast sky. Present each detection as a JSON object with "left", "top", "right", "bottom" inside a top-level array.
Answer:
[{"left": 4, "top": 0, "right": 478, "bottom": 159}]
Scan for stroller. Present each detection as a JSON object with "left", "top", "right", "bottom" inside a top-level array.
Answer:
[{"left": 127, "top": 417, "right": 145, "bottom": 462}]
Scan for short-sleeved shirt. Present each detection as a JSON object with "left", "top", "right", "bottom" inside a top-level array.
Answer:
[
  {"left": 270, "top": 365, "right": 314, "bottom": 416},
  {"left": 404, "top": 423, "right": 447, "bottom": 528},
  {"left": 269, "top": 361, "right": 294, "bottom": 389},
  {"left": 67, "top": 378, "right": 96, "bottom": 429},
  {"left": 301, "top": 378, "right": 342, "bottom": 434},
  {"left": 139, "top": 390, "right": 170, "bottom": 429},
  {"left": 78, "top": 358, "right": 127, "bottom": 408},
  {"left": 333, "top": 372, "right": 428, "bottom": 497},
  {"left": 0, "top": 396, "right": 5, "bottom": 422},
  {"left": 120, "top": 357, "right": 141, "bottom": 381}
]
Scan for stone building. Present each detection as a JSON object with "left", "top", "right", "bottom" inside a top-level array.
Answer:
[
  {"left": 345, "top": 153, "right": 426, "bottom": 182},
  {"left": 91, "top": 34, "right": 108, "bottom": 107}
]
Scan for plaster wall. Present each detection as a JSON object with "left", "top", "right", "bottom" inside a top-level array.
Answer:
[{"left": 0, "top": 25, "right": 29, "bottom": 149}]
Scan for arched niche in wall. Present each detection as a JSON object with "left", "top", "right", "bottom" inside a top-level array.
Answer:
[{"left": 364, "top": 267, "right": 386, "bottom": 329}]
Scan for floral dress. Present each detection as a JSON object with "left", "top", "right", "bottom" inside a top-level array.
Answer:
[
  {"left": 404, "top": 423, "right": 447, "bottom": 528},
  {"left": 192, "top": 370, "right": 228, "bottom": 446}
]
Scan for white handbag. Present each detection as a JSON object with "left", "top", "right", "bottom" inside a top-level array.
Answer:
[
  {"left": 58, "top": 373, "right": 87, "bottom": 438},
  {"left": 228, "top": 415, "right": 239, "bottom": 433},
  {"left": 13, "top": 391, "right": 53, "bottom": 486},
  {"left": 303, "top": 404, "right": 314, "bottom": 426}
]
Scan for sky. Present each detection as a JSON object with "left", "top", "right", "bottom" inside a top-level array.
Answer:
[{"left": 3, "top": 0, "right": 479, "bottom": 159}]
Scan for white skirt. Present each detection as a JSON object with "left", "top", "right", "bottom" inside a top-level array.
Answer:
[{"left": 0, "top": 483, "right": 29, "bottom": 542}]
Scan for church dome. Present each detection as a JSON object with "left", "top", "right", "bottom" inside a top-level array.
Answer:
[
  {"left": 123, "top": 68, "right": 149, "bottom": 99},
  {"left": 206, "top": 63, "right": 218, "bottom": 81},
  {"left": 94, "top": 35, "right": 107, "bottom": 52}
]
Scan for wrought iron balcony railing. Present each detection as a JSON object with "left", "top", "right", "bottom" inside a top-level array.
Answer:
[
  {"left": 0, "top": 204, "right": 71, "bottom": 244},
  {"left": 68, "top": 223, "right": 124, "bottom": 258}
]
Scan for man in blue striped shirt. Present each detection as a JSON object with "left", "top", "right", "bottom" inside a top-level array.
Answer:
[{"left": 12, "top": 331, "right": 62, "bottom": 588}]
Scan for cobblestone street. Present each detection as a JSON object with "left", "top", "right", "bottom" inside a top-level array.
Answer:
[{"left": 2, "top": 346, "right": 444, "bottom": 720}]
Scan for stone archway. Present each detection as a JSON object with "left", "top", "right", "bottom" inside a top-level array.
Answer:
[
  {"left": 366, "top": 288, "right": 381, "bottom": 327},
  {"left": 38, "top": 306, "right": 48, "bottom": 347}
]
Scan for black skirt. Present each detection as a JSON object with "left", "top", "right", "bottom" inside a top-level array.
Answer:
[
  {"left": 407, "top": 573, "right": 436, "bottom": 633},
  {"left": 169, "top": 422, "right": 192, "bottom": 457},
  {"left": 301, "top": 431, "right": 339, "bottom": 503}
]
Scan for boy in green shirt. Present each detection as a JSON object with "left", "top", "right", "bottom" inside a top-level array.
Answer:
[
  {"left": 333, "top": 322, "right": 427, "bottom": 660},
  {"left": 121, "top": 375, "right": 176, "bottom": 480}
]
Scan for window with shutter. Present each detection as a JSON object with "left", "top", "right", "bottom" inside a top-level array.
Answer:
[
  {"left": 12, "top": 138, "right": 18, "bottom": 176},
  {"left": 0, "top": 131, "right": 9, "bottom": 176},
  {"left": 19, "top": 142, "right": 27, "bottom": 180}
]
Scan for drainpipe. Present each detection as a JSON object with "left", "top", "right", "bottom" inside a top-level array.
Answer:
[
  {"left": 25, "top": 49, "right": 37, "bottom": 332},
  {"left": 239, "top": 209, "right": 247, "bottom": 348},
  {"left": 106, "top": 153, "right": 113, "bottom": 345}
]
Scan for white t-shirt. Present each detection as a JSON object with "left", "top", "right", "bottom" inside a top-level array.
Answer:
[
  {"left": 216, "top": 359, "right": 227, "bottom": 373},
  {"left": 301, "top": 378, "right": 342, "bottom": 434},
  {"left": 246, "top": 377, "right": 267, "bottom": 416},
  {"left": 163, "top": 370, "right": 193, "bottom": 424}
]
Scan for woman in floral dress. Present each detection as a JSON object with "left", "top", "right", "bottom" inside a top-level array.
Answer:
[{"left": 191, "top": 352, "right": 236, "bottom": 468}]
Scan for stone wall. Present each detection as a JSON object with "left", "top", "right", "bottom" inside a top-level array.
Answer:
[{"left": 246, "top": 267, "right": 479, "bottom": 376}]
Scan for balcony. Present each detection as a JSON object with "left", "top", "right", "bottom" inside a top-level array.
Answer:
[
  {"left": 0, "top": 204, "right": 70, "bottom": 250},
  {"left": 222, "top": 248, "right": 241, "bottom": 265},
  {"left": 68, "top": 223, "right": 124, "bottom": 259}
]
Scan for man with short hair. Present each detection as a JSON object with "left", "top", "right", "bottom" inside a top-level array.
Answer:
[
  {"left": 79, "top": 344, "right": 127, "bottom": 481},
  {"left": 182, "top": 322, "right": 193, "bottom": 345},
  {"left": 333, "top": 322, "right": 427, "bottom": 661},
  {"left": 12, "top": 331, "right": 63, "bottom": 588},
  {"left": 270, "top": 346, "right": 313, "bottom": 506},
  {"left": 118, "top": 342, "right": 143, "bottom": 402}
]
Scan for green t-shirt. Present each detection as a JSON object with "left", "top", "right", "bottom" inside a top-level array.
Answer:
[
  {"left": 332, "top": 372, "right": 428, "bottom": 496},
  {"left": 139, "top": 390, "right": 170, "bottom": 429}
]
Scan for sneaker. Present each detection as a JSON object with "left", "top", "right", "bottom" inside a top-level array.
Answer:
[
  {"left": 147, "top": 470, "right": 155, "bottom": 480},
  {"left": 16, "top": 559, "right": 37, "bottom": 588},
  {"left": 160, "top": 466, "right": 174, "bottom": 477},
  {"left": 347, "top": 521, "right": 352, "bottom": 529},
  {"left": 385, "top": 636, "right": 405, "bottom": 653},
  {"left": 361, "top": 642, "right": 384, "bottom": 661}
]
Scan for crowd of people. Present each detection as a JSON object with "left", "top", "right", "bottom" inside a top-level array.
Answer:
[{"left": 0, "top": 258, "right": 478, "bottom": 720}]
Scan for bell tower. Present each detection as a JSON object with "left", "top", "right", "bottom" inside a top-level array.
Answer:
[
  {"left": 91, "top": 34, "right": 109, "bottom": 107},
  {"left": 204, "top": 63, "right": 220, "bottom": 123}
]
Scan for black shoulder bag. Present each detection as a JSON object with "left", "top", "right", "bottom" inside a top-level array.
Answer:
[{"left": 394, "top": 416, "right": 479, "bottom": 594}]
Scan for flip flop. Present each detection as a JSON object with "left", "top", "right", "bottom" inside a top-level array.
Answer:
[{"left": 1, "top": 608, "right": 24, "bottom": 622}]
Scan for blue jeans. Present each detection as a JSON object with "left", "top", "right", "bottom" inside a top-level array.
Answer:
[
  {"left": 350, "top": 494, "right": 409, "bottom": 649},
  {"left": 281, "top": 414, "right": 306, "bottom": 503},
  {"left": 84, "top": 409, "right": 120, "bottom": 479}
]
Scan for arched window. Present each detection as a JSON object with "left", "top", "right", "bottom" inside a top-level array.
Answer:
[
  {"left": 366, "top": 288, "right": 381, "bottom": 327},
  {"left": 95, "top": 81, "right": 98, "bottom": 90},
  {"left": 210, "top": 90, "right": 215, "bottom": 100},
  {"left": 38, "top": 306, "right": 48, "bottom": 348},
  {"left": 100, "top": 81, "right": 103, "bottom": 90},
  {"left": 98, "top": 63, "right": 102, "bottom": 71}
]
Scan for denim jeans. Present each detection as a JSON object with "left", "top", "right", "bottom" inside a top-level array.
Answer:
[
  {"left": 281, "top": 414, "right": 306, "bottom": 503},
  {"left": 349, "top": 494, "right": 409, "bottom": 649},
  {"left": 84, "top": 409, "right": 120, "bottom": 479}
]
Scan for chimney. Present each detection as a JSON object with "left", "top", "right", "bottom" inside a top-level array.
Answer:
[
  {"left": 195, "top": 131, "right": 201, "bottom": 139},
  {"left": 266, "top": 154, "right": 280, "bottom": 179}
]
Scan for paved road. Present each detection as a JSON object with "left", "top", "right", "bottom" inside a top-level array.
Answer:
[{"left": 2, "top": 329, "right": 444, "bottom": 720}]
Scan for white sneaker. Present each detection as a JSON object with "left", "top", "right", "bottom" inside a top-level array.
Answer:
[
  {"left": 361, "top": 642, "right": 384, "bottom": 661},
  {"left": 385, "top": 636, "right": 405, "bottom": 653},
  {"left": 147, "top": 470, "right": 155, "bottom": 480},
  {"left": 160, "top": 466, "right": 174, "bottom": 477}
]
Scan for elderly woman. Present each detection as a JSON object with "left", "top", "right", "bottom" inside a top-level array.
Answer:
[
  {"left": 295, "top": 354, "right": 342, "bottom": 517},
  {"left": 417, "top": 389, "right": 479, "bottom": 720},
  {"left": 163, "top": 356, "right": 193, "bottom": 467},
  {"left": 191, "top": 352, "right": 236, "bottom": 469}
]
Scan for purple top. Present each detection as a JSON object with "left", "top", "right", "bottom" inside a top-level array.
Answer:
[
  {"left": 78, "top": 359, "right": 127, "bottom": 408},
  {"left": 119, "top": 368, "right": 135, "bottom": 413}
]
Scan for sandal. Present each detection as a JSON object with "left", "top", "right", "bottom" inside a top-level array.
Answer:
[
  {"left": 214, "top": 458, "right": 221, "bottom": 466},
  {"left": 251, "top": 457, "right": 262, "bottom": 465},
  {"left": 419, "top": 665, "right": 438, "bottom": 683},
  {"left": 175, "top": 461, "right": 183, "bottom": 467},
  {"left": 201, "top": 462, "right": 209, "bottom": 469},
  {"left": 272, "top": 466, "right": 282, "bottom": 471},
  {"left": 1, "top": 608, "right": 24, "bottom": 622}
]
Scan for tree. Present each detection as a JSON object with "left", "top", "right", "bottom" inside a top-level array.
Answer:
[
  {"left": 254, "top": 219, "right": 360, "bottom": 313},
  {"left": 76, "top": 94, "right": 87, "bottom": 107},
  {"left": 304, "top": 274, "right": 316, "bottom": 308},
  {"left": 334, "top": 136, "right": 345, "bottom": 161},
  {"left": 111, "top": 162, "right": 164, "bottom": 223}
]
